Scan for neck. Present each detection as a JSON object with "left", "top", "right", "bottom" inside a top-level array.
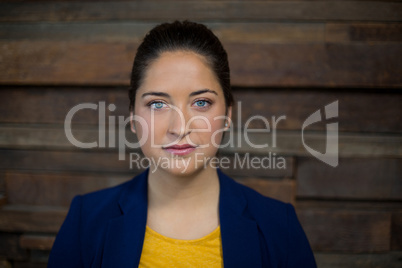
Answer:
[{"left": 147, "top": 165, "right": 220, "bottom": 208}]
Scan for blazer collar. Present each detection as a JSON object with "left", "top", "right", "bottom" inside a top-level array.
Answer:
[
  {"left": 218, "top": 168, "right": 263, "bottom": 268},
  {"left": 102, "top": 168, "right": 262, "bottom": 268},
  {"left": 101, "top": 169, "right": 149, "bottom": 268}
]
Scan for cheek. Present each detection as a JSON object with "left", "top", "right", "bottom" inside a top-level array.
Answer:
[
  {"left": 192, "top": 114, "right": 225, "bottom": 144},
  {"left": 210, "top": 118, "right": 225, "bottom": 144},
  {"left": 135, "top": 112, "right": 170, "bottom": 146},
  {"left": 133, "top": 108, "right": 152, "bottom": 146}
]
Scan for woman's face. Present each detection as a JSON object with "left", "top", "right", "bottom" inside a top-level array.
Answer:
[{"left": 133, "top": 51, "right": 231, "bottom": 176}]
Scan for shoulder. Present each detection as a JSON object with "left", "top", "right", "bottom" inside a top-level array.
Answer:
[
  {"left": 218, "top": 169, "right": 290, "bottom": 215},
  {"left": 73, "top": 169, "right": 148, "bottom": 221},
  {"left": 218, "top": 170, "right": 316, "bottom": 267},
  {"left": 79, "top": 179, "right": 132, "bottom": 213},
  {"left": 237, "top": 179, "right": 288, "bottom": 208},
  {"left": 234, "top": 178, "right": 294, "bottom": 225},
  {"left": 218, "top": 169, "right": 298, "bottom": 236}
]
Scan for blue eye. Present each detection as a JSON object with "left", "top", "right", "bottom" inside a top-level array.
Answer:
[
  {"left": 195, "top": 100, "right": 207, "bottom": 107},
  {"left": 150, "top": 102, "right": 166, "bottom": 109}
]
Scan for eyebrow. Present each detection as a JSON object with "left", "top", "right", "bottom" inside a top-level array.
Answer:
[{"left": 141, "top": 89, "right": 218, "bottom": 98}]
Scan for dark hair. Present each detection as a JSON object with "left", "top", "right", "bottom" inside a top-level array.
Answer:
[{"left": 129, "top": 20, "right": 233, "bottom": 112}]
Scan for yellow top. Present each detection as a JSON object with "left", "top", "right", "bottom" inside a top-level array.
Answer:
[{"left": 138, "top": 225, "right": 223, "bottom": 268}]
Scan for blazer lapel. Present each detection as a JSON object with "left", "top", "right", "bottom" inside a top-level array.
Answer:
[
  {"left": 101, "top": 169, "right": 149, "bottom": 268},
  {"left": 100, "top": 168, "right": 262, "bottom": 267},
  {"left": 218, "top": 169, "right": 262, "bottom": 268}
]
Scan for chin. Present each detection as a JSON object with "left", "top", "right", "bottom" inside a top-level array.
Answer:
[{"left": 149, "top": 156, "right": 206, "bottom": 177}]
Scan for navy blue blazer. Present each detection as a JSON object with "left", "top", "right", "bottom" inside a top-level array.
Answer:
[{"left": 48, "top": 169, "right": 316, "bottom": 268}]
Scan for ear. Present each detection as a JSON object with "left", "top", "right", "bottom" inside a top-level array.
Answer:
[
  {"left": 129, "top": 111, "right": 136, "bottom": 133},
  {"left": 224, "top": 106, "right": 232, "bottom": 131}
]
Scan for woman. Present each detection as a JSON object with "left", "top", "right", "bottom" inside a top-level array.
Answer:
[{"left": 48, "top": 20, "right": 316, "bottom": 268}]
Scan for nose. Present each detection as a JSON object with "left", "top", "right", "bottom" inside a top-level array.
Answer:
[{"left": 167, "top": 105, "right": 191, "bottom": 139}]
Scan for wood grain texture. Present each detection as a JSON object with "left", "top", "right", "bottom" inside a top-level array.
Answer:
[
  {"left": 392, "top": 213, "right": 402, "bottom": 250},
  {"left": 0, "top": 87, "right": 129, "bottom": 125},
  {"left": 0, "top": 260, "right": 12, "bottom": 268},
  {"left": 296, "top": 157, "right": 402, "bottom": 200},
  {"left": 0, "top": 1, "right": 400, "bottom": 265},
  {"left": 0, "top": 41, "right": 134, "bottom": 85},
  {"left": 296, "top": 200, "right": 402, "bottom": 212},
  {"left": 5, "top": 172, "right": 130, "bottom": 206},
  {"left": 227, "top": 42, "right": 402, "bottom": 87},
  {"left": 0, "top": 87, "right": 401, "bottom": 133},
  {"left": 19, "top": 235, "right": 55, "bottom": 251},
  {"left": 0, "top": 1, "right": 400, "bottom": 22},
  {"left": 0, "top": 149, "right": 141, "bottom": 173},
  {"left": 0, "top": 205, "right": 67, "bottom": 233},
  {"left": 326, "top": 23, "right": 402, "bottom": 42},
  {"left": 0, "top": 205, "right": 393, "bottom": 252},
  {"left": 13, "top": 263, "right": 47, "bottom": 268},
  {"left": 4, "top": 172, "right": 294, "bottom": 207},
  {"left": 0, "top": 233, "right": 28, "bottom": 261},
  {"left": 315, "top": 251, "right": 402, "bottom": 268},
  {"left": 1, "top": 41, "right": 400, "bottom": 87},
  {"left": 298, "top": 209, "right": 392, "bottom": 252},
  {"left": 231, "top": 89, "right": 402, "bottom": 132},
  {"left": 0, "top": 150, "right": 292, "bottom": 178},
  {"left": 13, "top": 262, "right": 47, "bottom": 268},
  {"left": 1, "top": 125, "right": 402, "bottom": 157},
  {"left": 1, "top": 22, "right": 399, "bottom": 44},
  {"left": 0, "top": 22, "right": 325, "bottom": 43},
  {"left": 215, "top": 154, "right": 293, "bottom": 178},
  {"left": 234, "top": 177, "right": 295, "bottom": 204}
]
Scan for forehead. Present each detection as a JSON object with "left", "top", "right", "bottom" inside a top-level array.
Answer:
[{"left": 137, "top": 51, "right": 222, "bottom": 96}]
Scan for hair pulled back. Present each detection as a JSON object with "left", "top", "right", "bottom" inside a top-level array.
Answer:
[{"left": 129, "top": 20, "right": 233, "bottom": 111}]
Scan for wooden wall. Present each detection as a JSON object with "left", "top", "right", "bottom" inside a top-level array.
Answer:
[{"left": 0, "top": 1, "right": 401, "bottom": 267}]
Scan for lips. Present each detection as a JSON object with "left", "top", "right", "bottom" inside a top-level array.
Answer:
[{"left": 163, "top": 144, "right": 196, "bottom": 156}]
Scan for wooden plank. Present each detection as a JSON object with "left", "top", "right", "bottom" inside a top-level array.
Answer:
[
  {"left": 227, "top": 42, "right": 402, "bottom": 87},
  {"left": 212, "top": 22, "right": 325, "bottom": 44},
  {"left": 315, "top": 251, "right": 402, "bottom": 268},
  {"left": 0, "top": 87, "right": 401, "bottom": 133},
  {"left": 13, "top": 262, "right": 47, "bottom": 268},
  {"left": 234, "top": 177, "right": 295, "bottom": 204},
  {"left": 296, "top": 200, "right": 402, "bottom": 212},
  {"left": 0, "top": 149, "right": 142, "bottom": 174},
  {"left": 223, "top": 131, "right": 402, "bottom": 158},
  {"left": 0, "top": 260, "right": 12, "bottom": 268},
  {"left": 1, "top": 125, "right": 402, "bottom": 157},
  {"left": 0, "top": 125, "right": 109, "bottom": 150},
  {"left": 392, "top": 213, "right": 402, "bottom": 250},
  {"left": 0, "top": 41, "right": 401, "bottom": 87},
  {"left": 0, "top": 149, "right": 292, "bottom": 179},
  {"left": 26, "top": 250, "right": 50, "bottom": 265},
  {"left": 0, "top": 194, "right": 6, "bottom": 207},
  {"left": 19, "top": 235, "right": 55, "bottom": 251},
  {"left": 0, "top": 1, "right": 400, "bottom": 22},
  {"left": 326, "top": 23, "right": 402, "bottom": 42},
  {"left": 213, "top": 154, "right": 293, "bottom": 178},
  {"left": 0, "top": 233, "right": 28, "bottom": 261},
  {"left": 0, "top": 87, "right": 129, "bottom": 125},
  {"left": 0, "top": 205, "right": 67, "bottom": 233},
  {"left": 0, "top": 204, "right": 392, "bottom": 252},
  {"left": 0, "top": 41, "right": 133, "bottom": 85},
  {"left": 0, "top": 171, "right": 5, "bottom": 193},
  {"left": 297, "top": 209, "right": 391, "bottom": 252},
  {"left": 0, "top": 150, "right": 281, "bottom": 179},
  {"left": 5, "top": 172, "right": 130, "bottom": 207},
  {"left": 296, "top": 157, "right": 402, "bottom": 200},
  {"left": 0, "top": 22, "right": 325, "bottom": 43},
  {"left": 4, "top": 173, "right": 294, "bottom": 207},
  {"left": 232, "top": 90, "right": 402, "bottom": 132}
]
